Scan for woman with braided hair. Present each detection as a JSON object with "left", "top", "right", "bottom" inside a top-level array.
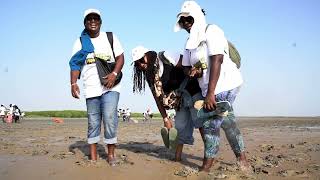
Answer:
[{"left": 131, "top": 46, "right": 204, "bottom": 162}]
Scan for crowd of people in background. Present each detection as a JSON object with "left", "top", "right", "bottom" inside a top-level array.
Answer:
[
  {"left": 0, "top": 104, "right": 23, "bottom": 123},
  {"left": 117, "top": 107, "right": 154, "bottom": 123},
  {"left": 143, "top": 108, "right": 153, "bottom": 122},
  {"left": 118, "top": 108, "right": 131, "bottom": 122}
]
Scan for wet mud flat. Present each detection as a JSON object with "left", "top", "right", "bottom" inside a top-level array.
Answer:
[{"left": 0, "top": 117, "right": 319, "bottom": 180}]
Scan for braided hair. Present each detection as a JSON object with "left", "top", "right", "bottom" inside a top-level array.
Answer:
[{"left": 132, "top": 51, "right": 158, "bottom": 93}]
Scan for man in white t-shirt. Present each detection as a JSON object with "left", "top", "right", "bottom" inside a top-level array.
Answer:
[
  {"left": 69, "top": 8, "right": 124, "bottom": 166},
  {"left": 174, "top": 1, "right": 250, "bottom": 172},
  {"left": 0, "top": 104, "right": 7, "bottom": 123},
  {"left": 125, "top": 108, "right": 131, "bottom": 122}
]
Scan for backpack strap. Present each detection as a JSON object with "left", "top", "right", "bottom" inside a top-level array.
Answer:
[
  {"left": 205, "top": 24, "right": 229, "bottom": 55},
  {"left": 205, "top": 24, "right": 211, "bottom": 32},
  {"left": 106, "top": 32, "right": 116, "bottom": 60}
]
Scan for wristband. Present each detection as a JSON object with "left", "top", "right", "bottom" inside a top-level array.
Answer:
[
  {"left": 71, "top": 83, "right": 77, "bottom": 86},
  {"left": 112, "top": 71, "right": 118, "bottom": 76}
]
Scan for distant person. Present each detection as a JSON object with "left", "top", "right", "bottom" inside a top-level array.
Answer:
[
  {"left": 174, "top": 1, "right": 250, "bottom": 172},
  {"left": 121, "top": 109, "right": 126, "bottom": 122},
  {"left": 0, "top": 104, "right": 7, "bottom": 123},
  {"left": 125, "top": 108, "right": 131, "bottom": 122},
  {"left": 131, "top": 46, "right": 204, "bottom": 160},
  {"left": 8, "top": 104, "right": 14, "bottom": 115},
  {"left": 142, "top": 110, "right": 151, "bottom": 122},
  {"left": 69, "top": 8, "right": 124, "bottom": 166},
  {"left": 6, "top": 104, "right": 14, "bottom": 123},
  {"left": 146, "top": 108, "right": 153, "bottom": 119},
  {"left": 13, "top": 104, "right": 21, "bottom": 123},
  {"left": 117, "top": 109, "right": 121, "bottom": 118}
]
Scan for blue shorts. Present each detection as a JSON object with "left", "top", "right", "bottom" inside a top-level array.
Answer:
[
  {"left": 86, "top": 91, "right": 120, "bottom": 144},
  {"left": 174, "top": 92, "right": 204, "bottom": 145}
]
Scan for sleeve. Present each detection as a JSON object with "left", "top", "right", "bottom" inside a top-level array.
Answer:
[
  {"left": 112, "top": 33, "right": 124, "bottom": 57},
  {"left": 206, "top": 25, "right": 227, "bottom": 56},
  {"left": 181, "top": 49, "right": 191, "bottom": 66}
]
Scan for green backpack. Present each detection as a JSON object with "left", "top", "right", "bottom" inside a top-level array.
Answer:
[{"left": 206, "top": 25, "right": 241, "bottom": 68}]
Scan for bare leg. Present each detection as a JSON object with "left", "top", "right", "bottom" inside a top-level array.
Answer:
[
  {"left": 199, "top": 127, "right": 205, "bottom": 144},
  {"left": 90, "top": 143, "right": 97, "bottom": 161},
  {"left": 107, "top": 144, "right": 116, "bottom": 159},
  {"left": 198, "top": 127, "right": 207, "bottom": 167},
  {"left": 175, "top": 144, "right": 183, "bottom": 161}
]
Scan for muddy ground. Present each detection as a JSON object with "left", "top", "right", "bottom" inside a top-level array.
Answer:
[{"left": 0, "top": 117, "right": 319, "bottom": 180}]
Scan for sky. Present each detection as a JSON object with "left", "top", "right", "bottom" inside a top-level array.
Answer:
[{"left": 0, "top": 0, "right": 319, "bottom": 116}]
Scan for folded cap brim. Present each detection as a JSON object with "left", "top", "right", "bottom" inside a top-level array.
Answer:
[
  {"left": 174, "top": 12, "right": 190, "bottom": 32},
  {"left": 131, "top": 46, "right": 149, "bottom": 65}
]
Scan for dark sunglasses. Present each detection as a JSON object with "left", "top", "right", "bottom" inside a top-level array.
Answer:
[
  {"left": 178, "top": 16, "right": 194, "bottom": 24},
  {"left": 85, "top": 15, "right": 101, "bottom": 22}
]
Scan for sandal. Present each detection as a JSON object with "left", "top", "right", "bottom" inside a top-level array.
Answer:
[
  {"left": 168, "top": 128, "right": 178, "bottom": 150},
  {"left": 161, "top": 127, "right": 169, "bottom": 148}
]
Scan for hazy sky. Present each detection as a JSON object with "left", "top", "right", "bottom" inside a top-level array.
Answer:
[{"left": 0, "top": 0, "right": 319, "bottom": 116}]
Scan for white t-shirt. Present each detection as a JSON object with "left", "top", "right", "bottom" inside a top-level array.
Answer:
[
  {"left": 14, "top": 109, "right": 20, "bottom": 116},
  {"left": 72, "top": 32, "right": 124, "bottom": 99},
  {"left": 182, "top": 24, "right": 243, "bottom": 97},
  {"left": 126, "top": 109, "right": 131, "bottom": 116},
  {"left": 0, "top": 106, "right": 6, "bottom": 116},
  {"left": 8, "top": 106, "right": 14, "bottom": 115}
]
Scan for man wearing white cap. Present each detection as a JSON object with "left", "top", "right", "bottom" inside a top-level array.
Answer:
[
  {"left": 131, "top": 46, "right": 204, "bottom": 162},
  {"left": 69, "top": 8, "right": 124, "bottom": 166},
  {"left": 174, "top": 1, "right": 250, "bottom": 172}
]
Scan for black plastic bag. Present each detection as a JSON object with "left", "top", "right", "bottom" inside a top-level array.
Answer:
[{"left": 95, "top": 58, "right": 122, "bottom": 86}]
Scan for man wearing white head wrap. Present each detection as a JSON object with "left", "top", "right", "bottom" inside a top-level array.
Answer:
[
  {"left": 175, "top": 1, "right": 250, "bottom": 172},
  {"left": 174, "top": 1, "right": 206, "bottom": 49}
]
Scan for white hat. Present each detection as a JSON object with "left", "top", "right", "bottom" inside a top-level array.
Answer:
[
  {"left": 83, "top": 8, "right": 101, "bottom": 19},
  {"left": 174, "top": 1, "right": 202, "bottom": 32},
  {"left": 131, "top": 46, "right": 149, "bottom": 64}
]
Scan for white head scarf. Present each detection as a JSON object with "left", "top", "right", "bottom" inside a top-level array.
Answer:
[{"left": 174, "top": 1, "right": 207, "bottom": 50}]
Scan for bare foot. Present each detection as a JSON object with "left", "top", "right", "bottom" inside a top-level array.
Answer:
[
  {"left": 237, "top": 153, "right": 252, "bottom": 173},
  {"left": 199, "top": 158, "right": 214, "bottom": 172},
  {"left": 107, "top": 156, "right": 119, "bottom": 167},
  {"left": 237, "top": 159, "right": 253, "bottom": 173},
  {"left": 175, "top": 157, "right": 182, "bottom": 162}
]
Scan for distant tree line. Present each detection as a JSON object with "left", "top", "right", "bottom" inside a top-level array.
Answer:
[
  {"left": 25, "top": 110, "right": 87, "bottom": 118},
  {"left": 25, "top": 111, "right": 161, "bottom": 118}
]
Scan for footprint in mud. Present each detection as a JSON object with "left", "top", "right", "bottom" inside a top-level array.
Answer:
[
  {"left": 74, "top": 154, "right": 134, "bottom": 167},
  {"left": 75, "top": 159, "right": 103, "bottom": 168},
  {"left": 174, "top": 166, "right": 199, "bottom": 177},
  {"left": 51, "top": 151, "right": 75, "bottom": 160},
  {"left": 117, "top": 154, "right": 134, "bottom": 165},
  {"left": 32, "top": 149, "right": 49, "bottom": 156}
]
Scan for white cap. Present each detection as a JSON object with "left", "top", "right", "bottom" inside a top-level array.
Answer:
[
  {"left": 83, "top": 8, "right": 101, "bottom": 19},
  {"left": 174, "top": 1, "right": 202, "bottom": 32},
  {"left": 131, "top": 46, "right": 149, "bottom": 64}
]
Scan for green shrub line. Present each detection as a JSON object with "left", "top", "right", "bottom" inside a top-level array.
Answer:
[{"left": 25, "top": 110, "right": 161, "bottom": 118}]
